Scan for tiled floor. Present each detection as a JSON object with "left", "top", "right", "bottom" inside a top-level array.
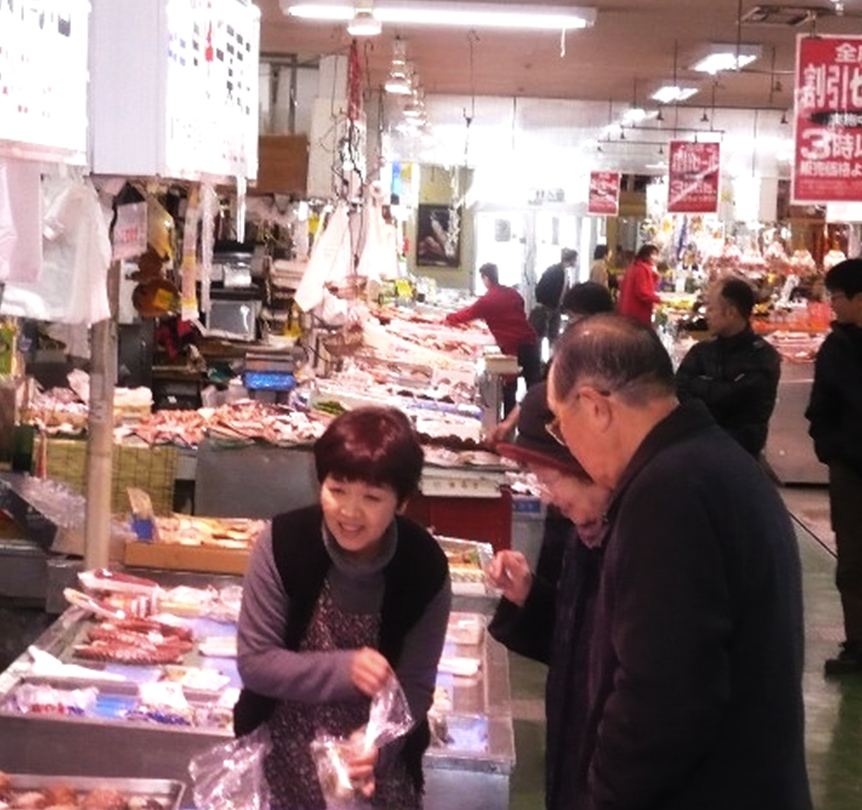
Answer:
[{"left": 507, "top": 484, "right": 862, "bottom": 810}]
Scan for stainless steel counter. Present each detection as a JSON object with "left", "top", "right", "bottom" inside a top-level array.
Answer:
[{"left": 0, "top": 597, "right": 515, "bottom": 810}]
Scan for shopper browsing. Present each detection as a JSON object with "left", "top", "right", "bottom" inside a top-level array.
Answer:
[
  {"left": 444, "top": 262, "right": 541, "bottom": 415},
  {"left": 617, "top": 243, "right": 662, "bottom": 326},
  {"left": 531, "top": 247, "right": 578, "bottom": 345},
  {"left": 486, "top": 382, "right": 612, "bottom": 810},
  {"left": 676, "top": 276, "right": 781, "bottom": 457},
  {"left": 805, "top": 259, "right": 862, "bottom": 676},
  {"left": 235, "top": 407, "right": 451, "bottom": 809},
  {"left": 544, "top": 314, "right": 811, "bottom": 810},
  {"left": 588, "top": 244, "right": 610, "bottom": 288},
  {"left": 487, "top": 281, "right": 613, "bottom": 448}
]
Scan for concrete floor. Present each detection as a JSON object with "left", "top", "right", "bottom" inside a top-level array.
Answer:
[{"left": 507, "top": 484, "right": 862, "bottom": 810}]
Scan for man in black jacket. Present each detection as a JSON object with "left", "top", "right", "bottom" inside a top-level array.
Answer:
[
  {"left": 676, "top": 276, "right": 781, "bottom": 457},
  {"left": 545, "top": 314, "right": 811, "bottom": 810},
  {"left": 806, "top": 259, "right": 862, "bottom": 676},
  {"left": 530, "top": 248, "right": 578, "bottom": 345}
]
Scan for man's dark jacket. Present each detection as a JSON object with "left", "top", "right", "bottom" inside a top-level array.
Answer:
[
  {"left": 493, "top": 402, "right": 812, "bottom": 810},
  {"left": 805, "top": 321, "right": 862, "bottom": 476},
  {"left": 675, "top": 325, "right": 781, "bottom": 456},
  {"left": 535, "top": 263, "right": 567, "bottom": 308}
]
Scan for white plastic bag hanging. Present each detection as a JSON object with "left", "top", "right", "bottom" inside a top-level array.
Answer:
[{"left": 295, "top": 204, "right": 351, "bottom": 314}]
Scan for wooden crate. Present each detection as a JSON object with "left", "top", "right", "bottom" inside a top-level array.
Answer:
[{"left": 124, "top": 540, "right": 249, "bottom": 575}]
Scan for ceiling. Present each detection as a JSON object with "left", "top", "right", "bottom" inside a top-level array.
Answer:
[{"left": 256, "top": 0, "right": 862, "bottom": 173}]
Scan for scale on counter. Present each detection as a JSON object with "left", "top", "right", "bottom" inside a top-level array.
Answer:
[{"left": 243, "top": 347, "right": 304, "bottom": 403}]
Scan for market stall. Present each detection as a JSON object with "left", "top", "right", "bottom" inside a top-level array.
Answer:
[{"left": 0, "top": 567, "right": 515, "bottom": 809}]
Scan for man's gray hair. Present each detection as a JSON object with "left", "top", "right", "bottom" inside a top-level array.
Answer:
[{"left": 550, "top": 314, "right": 676, "bottom": 406}]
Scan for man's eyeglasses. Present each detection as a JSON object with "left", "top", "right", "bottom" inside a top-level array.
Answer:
[
  {"left": 545, "top": 386, "right": 613, "bottom": 448},
  {"left": 545, "top": 418, "right": 566, "bottom": 446}
]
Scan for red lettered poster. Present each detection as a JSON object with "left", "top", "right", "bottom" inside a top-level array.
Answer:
[
  {"left": 793, "top": 34, "right": 862, "bottom": 203},
  {"left": 668, "top": 141, "right": 720, "bottom": 213},
  {"left": 588, "top": 171, "right": 621, "bottom": 214}
]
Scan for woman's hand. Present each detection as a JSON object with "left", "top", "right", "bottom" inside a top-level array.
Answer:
[
  {"left": 487, "top": 550, "right": 532, "bottom": 607},
  {"left": 350, "top": 647, "right": 391, "bottom": 697},
  {"left": 346, "top": 730, "right": 378, "bottom": 798}
]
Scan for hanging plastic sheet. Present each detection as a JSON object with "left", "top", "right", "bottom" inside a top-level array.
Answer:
[
  {"left": 1, "top": 177, "right": 111, "bottom": 324},
  {"left": 0, "top": 157, "right": 43, "bottom": 284},
  {"left": 295, "top": 203, "right": 352, "bottom": 315},
  {"left": 355, "top": 182, "right": 398, "bottom": 286}
]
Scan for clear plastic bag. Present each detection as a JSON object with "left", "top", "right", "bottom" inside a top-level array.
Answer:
[
  {"left": 310, "top": 675, "right": 414, "bottom": 809},
  {"left": 189, "top": 724, "right": 272, "bottom": 810}
]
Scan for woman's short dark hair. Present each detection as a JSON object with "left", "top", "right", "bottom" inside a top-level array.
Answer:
[
  {"left": 479, "top": 263, "right": 499, "bottom": 285},
  {"left": 719, "top": 277, "right": 755, "bottom": 319},
  {"left": 551, "top": 313, "right": 675, "bottom": 406},
  {"left": 635, "top": 243, "right": 659, "bottom": 262},
  {"left": 825, "top": 258, "right": 862, "bottom": 298},
  {"left": 314, "top": 407, "right": 424, "bottom": 505},
  {"left": 593, "top": 244, "right": 609, "bottom": 261}
]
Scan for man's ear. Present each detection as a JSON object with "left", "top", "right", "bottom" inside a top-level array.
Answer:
[{"left": 578, "top": 386, "right": 614, "bottom": 432}]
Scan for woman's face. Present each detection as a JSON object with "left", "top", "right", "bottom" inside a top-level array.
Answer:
[
  {"left": 530, "top": 464, "right": 611, "bottom": 542},
  {"left": 320, "top": 475, "right": 400, "bottom": 560}
]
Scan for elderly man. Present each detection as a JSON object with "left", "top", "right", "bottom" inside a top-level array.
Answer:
[{"left": 545, "top": 314, "right": 811, "bottom": 810}]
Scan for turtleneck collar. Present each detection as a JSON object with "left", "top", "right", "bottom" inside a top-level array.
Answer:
[{"left": 322, "top": 518, "right": 398, "bottom": 577}]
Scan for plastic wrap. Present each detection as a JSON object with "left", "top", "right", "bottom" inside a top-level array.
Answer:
[
  {"left": 311, "top": 675, "right": 414, "bottom": 809},
  {"left": 189, "top": 725, "right": 272, "bottom": 810}
]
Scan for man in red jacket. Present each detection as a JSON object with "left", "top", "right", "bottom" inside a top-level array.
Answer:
[
  {"left": 444, "top": 262, "right": 541, "bottom": 415},
  {"left": 617, "top": 243, "right": 662, "bottom": 326}
]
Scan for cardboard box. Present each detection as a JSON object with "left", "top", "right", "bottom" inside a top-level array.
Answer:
[{"left": 124, "top": 540, "right": 249, "bottom": 576}]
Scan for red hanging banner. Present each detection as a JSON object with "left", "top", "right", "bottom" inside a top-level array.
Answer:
[
  {"left": 792, "top": 34, "right": 862, "bottom": 203},
  {"left": 667, "top": 141, "right": 721, "bottom": 213},
  {"left": 588, "top": 171, "right": 621, "bottom": 215}
]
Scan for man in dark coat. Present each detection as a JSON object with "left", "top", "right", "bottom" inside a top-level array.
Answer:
[
  {"left": 544, "top": 314, "right": 811, "bottom": 810},
  {"left": 531, "top": 248, "right": 578, "bottom": 345},
  {"left": 806, "top": 259, "right": 862, "bottom": 675},
  {"left": 676, "top": 276, "right": 781, "bottom": 457}
]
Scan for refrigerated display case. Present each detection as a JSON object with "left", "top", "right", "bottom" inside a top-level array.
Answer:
[{"left": 0, "top": 575, "right": 515, "bottom": 809}]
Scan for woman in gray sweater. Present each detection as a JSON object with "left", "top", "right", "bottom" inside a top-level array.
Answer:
[{"left": 236, "top": 407, "right": 452, "bottom": 809}]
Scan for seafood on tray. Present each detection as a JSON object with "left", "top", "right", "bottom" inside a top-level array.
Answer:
[
  {"left": 73, "top": 618, "right": 194, "bottom": 666},
  {"left": 0, "top": 771, "right": 168, "bottom": 809}
]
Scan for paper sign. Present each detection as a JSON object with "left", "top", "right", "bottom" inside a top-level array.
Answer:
[
  {"left": 588, "top": 172, "right": 621, "bottom": 215},
  {"left": 668, "top": 141, "right": 720, "bottom": 214},
  {"left": 792, "top": 34, "right": 862, "bottom": 203}
]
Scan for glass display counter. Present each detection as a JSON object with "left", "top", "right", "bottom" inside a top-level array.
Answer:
[{"left": 0, "top": 575, "right": 515, "bottom": 810}]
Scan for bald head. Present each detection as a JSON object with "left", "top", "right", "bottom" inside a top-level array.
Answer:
[{"left": 550, "top": 314, "right": 676, "bottom": 408}]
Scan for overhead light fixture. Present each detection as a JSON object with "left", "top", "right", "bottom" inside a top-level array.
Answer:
[
  {"left": 690, "top": 43, "right": 762, "bottom": 75},
  {"left": 281, "top": 0, "right": 597, "bottom": 31},
  {"left": 385, "top": 38, "right": 413, "bottom": 94},
  {"left": 651, "top": 85, "right": 699, "bottom": 104},
  {"left": 403, "top": 85, "right": 426, "bottom": 118},
  {"left": 347, "top": 3, "right": 382, "bottom": 35}
]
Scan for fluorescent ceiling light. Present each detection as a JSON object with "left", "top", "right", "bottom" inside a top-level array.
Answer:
[
  {"left": 282, "top": 0, "right": 597, "bottom": 30},
  {"left": 690, "top": 43, "right": 762, "bottom": 75},
  {"left": 651, "top": 85, "right": 699, "bottom": 104}
]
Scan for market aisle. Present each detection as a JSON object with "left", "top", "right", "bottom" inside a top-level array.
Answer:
[{"left": 506, "top": 504, "right": 862, "bottom": 810}]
